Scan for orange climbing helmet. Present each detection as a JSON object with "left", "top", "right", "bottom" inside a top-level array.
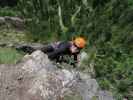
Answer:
[{"left": 73, "top": 37, "right": 86, "bottom": 48}]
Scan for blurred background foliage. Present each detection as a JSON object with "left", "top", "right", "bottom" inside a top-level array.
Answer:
[{"left": 0, "top": 0, "right": 133, "bottom": 99}]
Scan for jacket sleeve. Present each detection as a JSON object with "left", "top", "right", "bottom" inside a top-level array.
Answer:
[
  {"left": 41, "top": 45, "right": 54, "bottom": 53},
  {"left": 47, "top": 42, "right": 69, "bottom": 59}
]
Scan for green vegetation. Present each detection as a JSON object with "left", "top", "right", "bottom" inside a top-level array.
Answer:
[
  {"left": 0, "top": 0, "right": 133, "bottom": 99},
  {"left": 64, "top": 94, "right": 82, "bottom": 100},
  {"left": 0, "top": 28, "right": 27, "bottom": 64},
  {"left": 0, "top": 28, "right": 28, "bottom": 43},
  {"left": 0, "top": 7, "right": 20, "bottom": 16},
  {"left": 0, "top": 48, "right": 24, "bottom": 64}
]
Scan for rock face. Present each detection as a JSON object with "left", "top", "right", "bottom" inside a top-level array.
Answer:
[
  {"left": 0, "top": 16, "right": 24, "bottom": 30},
  {"left": 97, "top": 91, "right": 114, "bottom": 100},
  {"left": 0, "top": 50, "right": 114, "bottom": 100}
]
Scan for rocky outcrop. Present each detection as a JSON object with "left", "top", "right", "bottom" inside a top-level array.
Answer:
[
  {"left": 0, "top": 50, "right": 114, "bottom": 100},
  {"left": 0, "top": 16, "right": 24, "bottom": 30}
]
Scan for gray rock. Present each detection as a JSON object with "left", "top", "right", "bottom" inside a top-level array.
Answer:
[
  {"left": 0, "top": 50, "right": 113, "bottom": 100},
  {"left": 5, "top": 16, "right": 24, "bottom": 29},
  {"left": 78, "top": 52, "right": 95, "bottom": 77},
  {"left": 0, "top": 16, "right": 25, "bottom": 29},
  {"left": 0, "top": 17, "right": 6, "bottom": 25},
  {"left": 97, "top": 91, "right": 114, "bottom": 100}
]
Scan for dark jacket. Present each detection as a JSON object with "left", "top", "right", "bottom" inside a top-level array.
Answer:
[
  {"left": 43, "top": 41, "right": 80, "bottom": 62},
  {"left": 16, "top": 41, "right": 80, "bottom": 63}
]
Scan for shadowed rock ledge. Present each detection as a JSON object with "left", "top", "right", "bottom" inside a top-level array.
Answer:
[{"left": 0, "top": 50, "right": 114, "bottom": 100}]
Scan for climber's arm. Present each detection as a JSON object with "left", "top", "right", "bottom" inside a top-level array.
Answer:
[
  {"left": 40, "top": 45, "right": 54, "bottom": 53},
  {"left": 47, "top": 42, "right": 70, "bottom": 60},
  {"left": 47, "top": 47, "right": 66, "bottom": 59}
]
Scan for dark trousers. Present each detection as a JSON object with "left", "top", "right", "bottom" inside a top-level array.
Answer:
[{"left": 16, "top": 44, "right": 54, "bottom": 54}]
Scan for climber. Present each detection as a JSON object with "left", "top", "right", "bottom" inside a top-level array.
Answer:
[{"left": 16, "top": 37, "right": 86, "bottom": 66}]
